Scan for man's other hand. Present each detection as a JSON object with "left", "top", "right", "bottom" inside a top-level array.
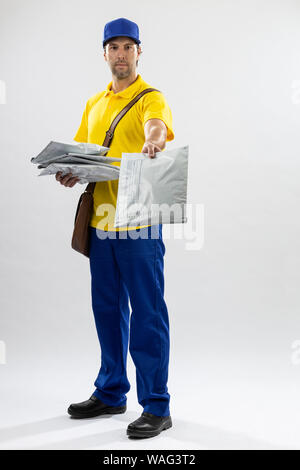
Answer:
[{"left": 55, "top": 171, "right": 80, "bottom": 187}]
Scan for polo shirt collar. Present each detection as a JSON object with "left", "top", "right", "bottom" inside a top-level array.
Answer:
[{"left": 104, "top": 74, "right": 143, "bottom": 98}]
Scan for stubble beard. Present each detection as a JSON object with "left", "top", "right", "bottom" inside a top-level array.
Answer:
[
  {"left": 111, "top": 60, "right": 139, "bottom": 80},
  {"left": 112, "top": 63, "right": 132, "bottom": 79}
]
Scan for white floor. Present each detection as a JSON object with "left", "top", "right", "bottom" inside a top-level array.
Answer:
[{"left": 0, "top": 352, "right": 299, "bottom": 450}]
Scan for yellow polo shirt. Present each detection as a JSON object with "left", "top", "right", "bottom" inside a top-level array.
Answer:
[{"left": 73, "top": 74, "right": 175, "bottom": 231}]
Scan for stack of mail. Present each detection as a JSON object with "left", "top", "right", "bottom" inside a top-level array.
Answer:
[{"left": 30, "top": 141, "right": 121, "bottom": 183}]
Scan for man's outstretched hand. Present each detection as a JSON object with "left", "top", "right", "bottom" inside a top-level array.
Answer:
[
  {"left": 55, "top": 171, "right": 80, "bottom": 188},
  {"left": 141, "top": 141, "right": 162, "bottom": 159}
]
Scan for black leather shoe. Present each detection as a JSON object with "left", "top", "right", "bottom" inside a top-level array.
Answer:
[
  {"left": 127, "top": 412, "right": 172, "bottom": 438},
  {"left": 68, "top": 395, "right": 127, "bottom": 418}
]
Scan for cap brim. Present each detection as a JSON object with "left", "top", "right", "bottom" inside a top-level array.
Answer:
[{"left": 103, "top": 35, "right": 140, "bottom": 47}]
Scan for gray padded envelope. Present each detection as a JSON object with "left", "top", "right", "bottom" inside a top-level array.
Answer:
[{"left": 114, "top": 145, "right": 189, "bottom": 228}]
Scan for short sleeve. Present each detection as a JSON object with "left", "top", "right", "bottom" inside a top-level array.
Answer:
[
  {"left": 141, "top": 91, "right": 175, "bottom": 142},
  {"left": 73, "top": 100, "right": 89, "bottom": 143}
]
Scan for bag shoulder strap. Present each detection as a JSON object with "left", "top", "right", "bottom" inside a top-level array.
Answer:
[
  {"left": 102, "top": 87, "right": 160, "bottom": 147},
  {"left": 85, "top": 87, "right": 161, "bottom": 193}
]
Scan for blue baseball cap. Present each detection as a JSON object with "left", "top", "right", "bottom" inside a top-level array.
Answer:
[{"left": 103, "top": 18, "right": 141, "bottom": 48}]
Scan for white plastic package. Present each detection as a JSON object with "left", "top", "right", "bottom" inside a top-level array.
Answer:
[{"left": 114, "top": 145, "right": 189, "bottom": 228}]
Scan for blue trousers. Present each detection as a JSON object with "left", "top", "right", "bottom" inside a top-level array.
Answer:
[{"left": 88, "top": 224, "right": 171, "bottom": 417}]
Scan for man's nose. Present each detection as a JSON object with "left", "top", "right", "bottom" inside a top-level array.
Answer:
[{"left": 117, "top": 47, "right": 127, "bottom": 56}]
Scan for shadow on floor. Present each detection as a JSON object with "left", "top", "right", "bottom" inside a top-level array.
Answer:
[{"left": 0, "top": 410, "right": 288, "bottom": 450}]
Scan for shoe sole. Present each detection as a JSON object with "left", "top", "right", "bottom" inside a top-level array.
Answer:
[
  {"left": 127, "top": 420, "right": 172, "bottom": 438},
  {"left": 68, "top": 405, "right": 126, "bottom": 419}
]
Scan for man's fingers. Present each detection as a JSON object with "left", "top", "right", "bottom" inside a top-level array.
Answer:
[
  {"left": 60, "top": 172, "right": 74, "bottom": 184},
  {"left": 55, "top": 171, "right": 68, "bottom": 182},
  {"left": 143, "top": 149, "right": 155, "bottom": 158},
  {"left": 143, "top": 143, "right": 161, "bottom": 159},
  {"left": 55, "top": 172, "right": 79, "bottom": 187},
  {"left": 65, "top": 177, "right": 80, "bottom": 187}
]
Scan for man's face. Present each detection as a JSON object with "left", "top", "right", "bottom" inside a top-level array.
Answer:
[{"left": 104, "top": 36, "right": 141, "bottom": 79}]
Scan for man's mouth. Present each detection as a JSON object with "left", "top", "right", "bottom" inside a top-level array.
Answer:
[{"left": 116, "top": 63, "right": 127, "bottom": 66}]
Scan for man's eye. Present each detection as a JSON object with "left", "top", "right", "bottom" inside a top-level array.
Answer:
[{"left": 110, "top": 45, "right": 132, "bottom": 50}]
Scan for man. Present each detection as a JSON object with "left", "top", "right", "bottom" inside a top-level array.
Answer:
[{"left": 56, "top": 18, "right": 174, "bottom": 439}]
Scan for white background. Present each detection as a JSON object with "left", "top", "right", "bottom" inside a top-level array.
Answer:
[{"left": 0, "top": 0, "right": 300, "bottom": 449}]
